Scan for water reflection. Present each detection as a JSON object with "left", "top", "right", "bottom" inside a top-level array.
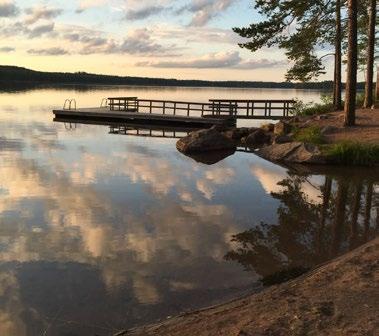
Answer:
[
  {"left": 54, "top": 119, "right": 239, "bottom": 165},
  {"left": 225, "top": 170, "right": 379, "bottom": 280},
  {"left": 0, "top": 87, "right": 377, "bottom": 336}
]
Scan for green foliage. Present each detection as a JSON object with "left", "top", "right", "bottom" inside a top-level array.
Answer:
[
  {"left": 294, "top": 126, "right": 326, "bottom": 144},
  {"left": 326, "top": 142, "right": 379, "bottom": 165},
  {"left": 285, "top": 54, "right": 326, "bottom": 82},
  {"left": 320, "top": 93, "right": 334, "bottom": 105},
  {"left": 356, "top": 92, "right": 366, "bottom": 106},
  {"left": 292, "top": 99, "right": 334, "bottom": 116},
  {"left": 233, "top": 0, "right": 336, "bottom": 82}
]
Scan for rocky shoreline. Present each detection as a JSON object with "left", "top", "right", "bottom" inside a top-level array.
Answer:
[
  {"left": 176, "top": 109, "right": 379, "bottom": 166},
  {"left": 176, "top": 118, "right": 331, "bottom": 165}
]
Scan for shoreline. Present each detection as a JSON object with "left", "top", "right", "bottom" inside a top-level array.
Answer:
[
  {"left": 118, "top": 237, "right": 379, "bottom": 336},
  {"left": 177, "top": 108, "right": 379, "bottom": 166}
]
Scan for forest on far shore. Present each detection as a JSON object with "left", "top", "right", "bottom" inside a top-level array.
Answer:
[{"left": 0, "top": 65, "right": 368, "bottom": 90}]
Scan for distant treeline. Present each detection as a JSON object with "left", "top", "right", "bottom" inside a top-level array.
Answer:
[{"left": 0, "top": 65, "right": 367, "bottom": 90}]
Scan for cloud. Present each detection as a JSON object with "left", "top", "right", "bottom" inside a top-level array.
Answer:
[
  {"left": 27, "top": 47, "right": 69, "bottom": 56},
  {"left": 24, "top": 5, "right": 63, "bottom": 24},
  {"left": 28, "top": 22, "right": 55, "bottom": 38},
  {"left": 125, "top": 5, "right": 166, "bottom": 21},
  {"left": 117, "top": 29, "right": 163, "bottom": 55},
  {"left": 60, "top": 26, "right": 178, "bottom": 56},
  {"left": 114, "top": 28, "right": 178, "bottom": 56},
  {"left": 136, "top": 51, "right": 286, "bottom": 69},
  {"left": 236, "top": 58, "right": 288, "bottom": 69},
  {"left": 179, "top": 0, "right": 236, "bottom": 26},
  {"left": 0, "top": 20, "right": 55, "bottom": 39},
  {"left": 155, "top": 26, "right": 246, "bottom": 45},
  {"left": 137, "top": 51, "right": 241, "bottom": 68},
  {"left": 0, "top": 46, "right": 14, "bottom": 52},
  {"left": 0, "top": 0, "right": 19, "bottom": 17},
  {"left": 76, "top": 0, "right": 107, "bottom": 13}
]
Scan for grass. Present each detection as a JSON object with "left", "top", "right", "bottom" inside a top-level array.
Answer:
[
  {"left": 294, "top": 126, "right": 326, "bottom": 145},
  {"left": 325, "top": 141, "right": 379, "bottom": 166}
]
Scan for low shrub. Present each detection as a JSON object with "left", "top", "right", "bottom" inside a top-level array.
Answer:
[
  {"left": 292, "top": 91, "right": 367, "bottom": 117},
  {"left": 326, "top": 141, "right": 379, "bottom": 166},
  {"left": 294, "top": 126, "right": 326, "bottom": 145}
]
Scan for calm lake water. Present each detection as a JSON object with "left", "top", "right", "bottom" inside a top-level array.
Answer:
[{"left": 0, "top": 86, "right": 378, "bottom": 336}]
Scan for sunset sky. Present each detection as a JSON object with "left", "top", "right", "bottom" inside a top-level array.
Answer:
[{"left": 0, "top": 0, "right": 337, "bottom": 81}]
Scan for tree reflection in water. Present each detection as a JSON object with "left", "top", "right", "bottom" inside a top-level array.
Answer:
[{"left": 225, "top": 170, "right": 379, "bottom": 283}]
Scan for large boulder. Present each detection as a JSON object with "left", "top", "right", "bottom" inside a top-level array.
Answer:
[
  {"left": 176, "top": 128, "right": 236, "bottom": 153},
  {"left": 257, "top": 142, "right": 326, "bottom": 164},
  {"left": 244, "top": 129, "right": 271, "bottom": 148},
  {"left": 223, "top": 127, "right": 254, "bottom": 141},
  {"left": 274, "top": 121, "right": 292, "bottom": 135},
  {"left": 274, "top": 134, "right": 293, "bottom": 144},
  {"left": 261, "top": 123, "right": 275, "bottom": 132}
]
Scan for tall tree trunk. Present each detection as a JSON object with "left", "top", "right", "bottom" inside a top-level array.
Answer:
[
  {"left": 344, "top": 0, "right": 359, "bottom": 126},
  {"left": 334, "top": 0, "right": 343, "bottom": 110},
  {"left": 363, "top": 0, "right": 377, "bottom": 108}
]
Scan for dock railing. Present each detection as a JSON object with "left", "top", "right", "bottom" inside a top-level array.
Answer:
[
  {"left": 208, "top": 99, "right": 295, "bottom": 119},
  {"left": 108, "top": 97, "right": 231, "bottom": 118},
  {"left": 107, "top": 97, "right": 295, "bottom": 120}
]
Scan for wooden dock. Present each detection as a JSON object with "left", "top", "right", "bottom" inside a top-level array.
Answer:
[{"left": 53, "top": 97, "right": 295, "bottom": 127}]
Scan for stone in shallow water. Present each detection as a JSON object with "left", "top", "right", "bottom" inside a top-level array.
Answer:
[{"left": 176, "top": 128, "right": 236, "bottom": 153}]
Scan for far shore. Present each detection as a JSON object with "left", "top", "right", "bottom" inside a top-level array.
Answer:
[{"left": 0, "top": 65, "right": 368, "bottom": 91}]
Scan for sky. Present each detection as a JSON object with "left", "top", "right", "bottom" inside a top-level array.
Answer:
[{"left": 0, "top": 0, "right": 336, "bottom": 81}]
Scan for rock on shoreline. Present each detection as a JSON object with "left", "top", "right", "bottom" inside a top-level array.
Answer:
[
  {"left": 257, "top": 142, "right": 326, "bottom": 164},
  {"left": 176, "top": 127, "right": 236, "bottom": 153}
]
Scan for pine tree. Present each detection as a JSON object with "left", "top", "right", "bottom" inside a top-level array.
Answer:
[
  {"left": 334, "top": 0, "right": 343, "bottom": 110},
  {"left": 344, "top": 0, "right": 359, "bottom": 126},
  {"left": 363, "top": 0, "right": 377, "bottom": 108},
  {"left": 233, "top": 0, "right": 343, "bottom": 110}
]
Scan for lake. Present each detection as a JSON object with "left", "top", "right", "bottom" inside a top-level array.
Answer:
[{"left": 0, "top": 86, "right": 377, "bottom": 336}]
